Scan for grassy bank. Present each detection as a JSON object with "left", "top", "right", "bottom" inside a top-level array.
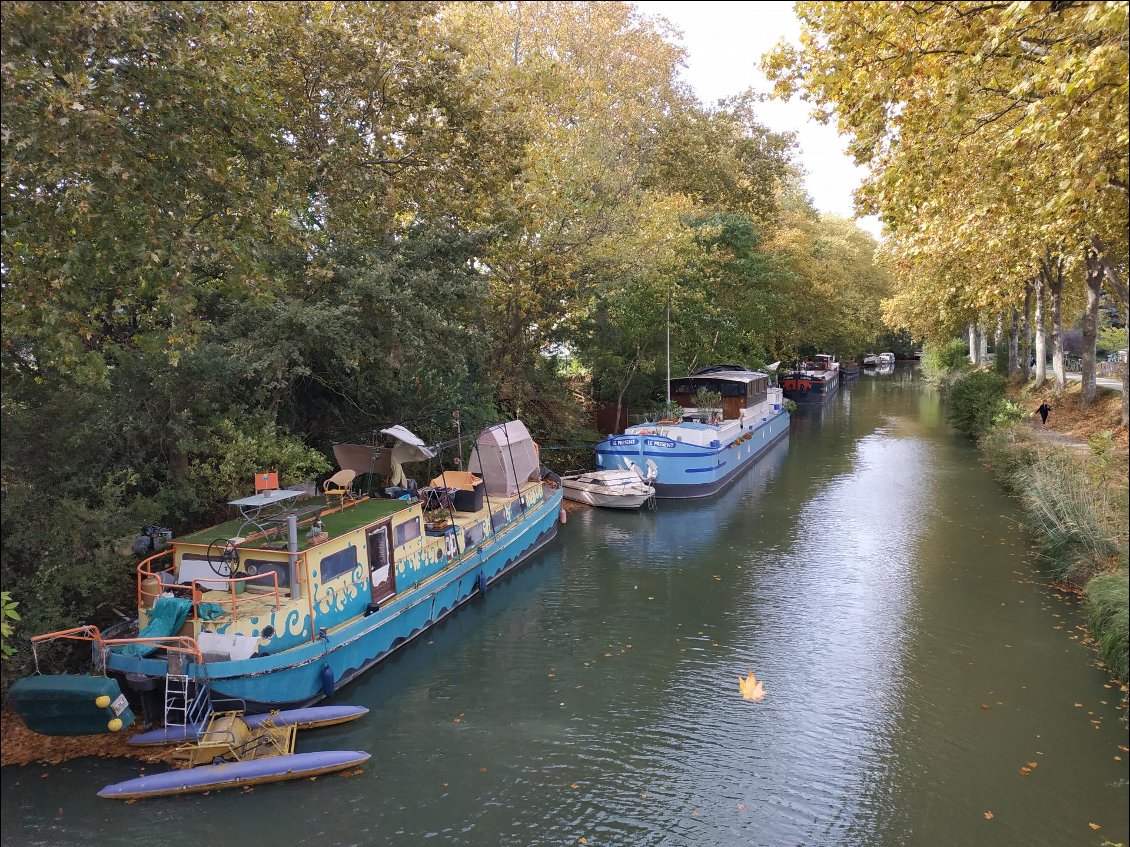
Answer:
[{"left": 925, "top": 344, "right": 1129, "bottom": 686}]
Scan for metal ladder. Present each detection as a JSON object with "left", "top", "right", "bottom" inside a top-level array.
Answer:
[{"left": 163, "top": 653, "right": 212, "bottom": 732}]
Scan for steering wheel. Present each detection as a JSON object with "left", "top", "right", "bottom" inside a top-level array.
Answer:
[{"left": 206, "top": 539, "right": 241, "bottom": 578}]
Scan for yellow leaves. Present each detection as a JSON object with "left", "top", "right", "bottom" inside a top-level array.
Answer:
[
  {"left": 738, "top": 671, "right": 766, "bottom": 702},
  {"left": 983, "top": 811, "right": 993, "bottom": 820},
  {"left": 1088, "top": 822, "right": 1101, "bottom": 830}
]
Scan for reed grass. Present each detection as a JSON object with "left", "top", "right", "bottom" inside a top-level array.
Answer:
[
  {"left": 1014, "top": 449, "right": 1123, "bottom": 580},
  {"left": 1085, "top": 569, "right": 1129, "bottom": 682}
]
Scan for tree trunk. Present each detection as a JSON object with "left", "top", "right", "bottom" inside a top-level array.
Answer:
[
  {"left": 1092, "top": 237, "right": 1129, "bottom": 426},
  {"left": 968, "top": 323, "right": 978, "bottom": 365},
  {"left": 1124, "top": 302, "right": 1129, "bottom": 429},
  {"left": 1020, "top": 278, "right": 1033, "bottom": 380},
  {"left": 1081, "top": 248, "right": 1103, "bottom": 406},
  {"left": 1033, "top": 273, "right": 1046, "bottom": 387},
  {"left": 1008, "top": 308, "right": 1020, "bottom": 378},
  {"left": 979, "top": 323, "right": 989, "bottom": 365},
  {"left": 614, "top": 354, "right": 641, "bottom": 435},
  {"left": 1047, "top": 257, "right": 1066, "bottom": 395}
]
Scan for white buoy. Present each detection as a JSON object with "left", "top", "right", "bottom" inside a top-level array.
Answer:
[{"left": 559, "top": 509, "right": 567, "bottom": 525}]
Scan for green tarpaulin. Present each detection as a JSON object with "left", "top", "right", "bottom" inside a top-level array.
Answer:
[{"left": 114, "top": 596, "right": 193, "bottom": 657}]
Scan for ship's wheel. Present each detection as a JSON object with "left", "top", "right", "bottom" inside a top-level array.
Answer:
[{"left": 206, "top": 539, "right": 241, "bottom": 578}]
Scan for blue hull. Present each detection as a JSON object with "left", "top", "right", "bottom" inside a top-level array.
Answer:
[
  {"left": 98, "top": 750, "right": 371, "bottom": 799},
  {"left": 594, "top": 410, "right": 789, "bottom": 499},
  {"left": 108, "top": 488, "right": 563, "bottom": 709}
]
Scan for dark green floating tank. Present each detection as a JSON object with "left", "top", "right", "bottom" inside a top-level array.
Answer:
[{"left": 9, "top": 674, "right": 135, "bottom": 736}]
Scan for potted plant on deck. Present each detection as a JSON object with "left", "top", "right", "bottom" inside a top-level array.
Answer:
[
  {"left": 655, "top": 400, "right": 683, "bottom": 423},
  {"left": 692, "top": 387, "right": 724, "bottom": 424},
  {"left": 424, "top": 508, "right": 451, "bottom": 531}
]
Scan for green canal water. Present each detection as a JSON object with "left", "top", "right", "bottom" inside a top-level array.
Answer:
[{"left": 2, "top": 367, "right": 1127, "bottom": 846}]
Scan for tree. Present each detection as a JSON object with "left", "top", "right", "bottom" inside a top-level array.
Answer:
[{"left": 764, "top": 1, "right": 1129, "bottom": 420}]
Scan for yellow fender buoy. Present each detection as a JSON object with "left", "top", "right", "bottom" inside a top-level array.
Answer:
[
  {"left": 107, "top": 717, "right": 123, "bottom": 732},
  {"left": 95, "top": 694, "right": 111, "bottom": 709}
]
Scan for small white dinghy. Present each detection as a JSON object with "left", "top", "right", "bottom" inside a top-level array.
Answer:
[{"left": 561, "top": 460, "right": 656, "bottom": 509}]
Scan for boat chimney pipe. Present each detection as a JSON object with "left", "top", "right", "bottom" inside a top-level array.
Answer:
[{"left": 288, "top": 515, "right": 299, "bottom": 590}]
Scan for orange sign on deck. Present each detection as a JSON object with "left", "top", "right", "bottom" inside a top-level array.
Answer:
[{"left": 254, "top": 472, "right": 279, "bottom": 492}]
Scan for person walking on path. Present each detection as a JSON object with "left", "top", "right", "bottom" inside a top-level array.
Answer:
[{"left": 1035, "top": 402, "right": 1051, "bottom": 425}]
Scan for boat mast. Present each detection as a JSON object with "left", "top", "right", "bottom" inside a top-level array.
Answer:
[
  {"left": 666, "top": 288, "right": 671, "bottom": 404},
  {"left": 453, "top": 409, "right": 463, "bottom": 470}
]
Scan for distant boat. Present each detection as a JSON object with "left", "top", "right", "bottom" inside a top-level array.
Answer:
[
  {"left": 877, "top": 352, "right": 896, "bottom": 365},
  {"left": 780, "top": 354, "right": 841, "bottom": 404},
  {"left": 593, "top": 364, "right": 789, "bottom": 499},
  {"left": 561, "top": 463, "right": 656, "bottom": 509}
]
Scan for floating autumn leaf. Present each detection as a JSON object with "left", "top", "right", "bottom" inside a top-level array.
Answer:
[
  {"left": 738, "top": 671, "right": 766, "bottom": 702},
  {"left": 1089, "top": 822, "right": 1101, "bottom": 830},
  {"left": 984, "top": 812, "right": 994, "bottom": 820},
  {"left": 1018, "top": 766, "right": 1031, "bottom": 776}
]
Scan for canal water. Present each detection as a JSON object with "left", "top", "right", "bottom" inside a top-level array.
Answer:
[{"left": 2, "top": 367, "right": 1127, "bottom": 846}]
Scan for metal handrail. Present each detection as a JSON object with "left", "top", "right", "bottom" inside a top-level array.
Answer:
[
  {"left": 191, "top": 570, "right": 281, "bottom": 620},
  {"left": 101, "top": 635, "right": 204, "bottom": 664},
  {"left": 135, "top": 548, "right": 175, "bottom": 607},
  {"left": 30, "top": 625, "right": 104, "bottom": 645}
]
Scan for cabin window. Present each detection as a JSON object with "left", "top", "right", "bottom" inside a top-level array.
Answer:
[
  {"left": 243, "top": 558, "right": 290, "bottom": 589},
  {"left": 750, "top": 377, "right": 768, "bottom": 408},
  {"left": 464, "top": 524, "right": 485, "bottom": 548},
  {"left": 394, "top": 517, "right": 421, "bottom": 547},
  {"left": 320, "top": 546, "right": 359, "bottom": 582},
  {"left": 491, "top": 508, "right": 507, "bottom": 530}
]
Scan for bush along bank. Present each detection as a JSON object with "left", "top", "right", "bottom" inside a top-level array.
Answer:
[{"left": 925, "top": 344, "right": 1129, "bottom": 689}]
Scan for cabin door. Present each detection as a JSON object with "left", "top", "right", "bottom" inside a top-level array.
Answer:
[{"left": 368, "top": 522, "right": 396, "bottom": 604}]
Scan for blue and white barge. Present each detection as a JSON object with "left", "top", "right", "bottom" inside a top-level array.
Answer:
[{"left": 594, "top": 364, "right": 789, "bottom": 499}]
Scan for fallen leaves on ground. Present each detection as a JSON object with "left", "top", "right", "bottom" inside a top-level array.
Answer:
[{"left": 0, "top": 707, "right": 177, "bottom": 768}]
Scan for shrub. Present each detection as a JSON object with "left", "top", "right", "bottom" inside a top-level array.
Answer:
[
  {"left": 1, "top": 593, "right": 19, "bottom": 659},
  {"left": 921, "top": 338, "right": 971, "bottom": 383},
  {"left": 946, "top": 370, "right": 1008, "bottom": 437},
  {"left": 991, "top": 399, "right": 1028, "bottom": 429}
]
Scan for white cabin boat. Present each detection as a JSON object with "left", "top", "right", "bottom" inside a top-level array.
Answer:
[{"left": 561, "top": 463, "right": 656, "bottom": 510}]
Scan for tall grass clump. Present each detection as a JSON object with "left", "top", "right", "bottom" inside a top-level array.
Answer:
[
  {"left": 920, "top": 338, "right": 970, "bottom": 385},
  {"left": 979, "top": 425, "right": 1038, "bottom": 490},
  {"left": 1014, "top": 449, "right": 1124, "bottom": 580},
  {"left": 946, "top": 370, "right": 1008, "bottom": 437},
  {"left": 1085, "top": 569, "right": 1129, "bottom": 682}
]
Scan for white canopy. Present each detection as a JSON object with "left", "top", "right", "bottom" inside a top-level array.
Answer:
[
  {"left": 468, "top": 420, "right": 540, "bottom": 497},
  {"left": 381, "top": 425, "right": 436, "bottom": 488}
]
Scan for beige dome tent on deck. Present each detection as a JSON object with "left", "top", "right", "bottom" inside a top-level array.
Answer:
[{"left": 468, "top": 421, "right": 540, "bottom": 497}]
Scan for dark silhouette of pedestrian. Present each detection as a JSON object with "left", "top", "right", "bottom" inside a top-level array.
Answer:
[{"left": 1035, "top": 402, "right": 1050, "bottom": 425}]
